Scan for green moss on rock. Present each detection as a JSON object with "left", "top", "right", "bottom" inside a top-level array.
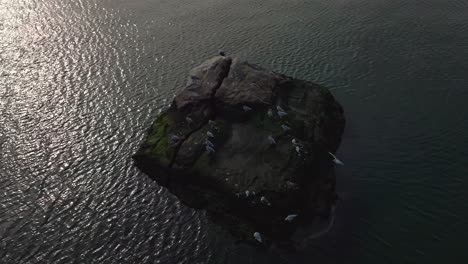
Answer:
[{"left": 142, "top": 113, "right": 175, "bottom": 166}]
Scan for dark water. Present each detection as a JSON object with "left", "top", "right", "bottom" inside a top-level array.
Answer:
[{"left": 1, "top": 0, "right": 468, "bottom": 263}]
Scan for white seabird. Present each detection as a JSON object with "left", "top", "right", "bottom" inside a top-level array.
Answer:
[
  {"left": 206, "top": 145, "right": 215, "bottom": 154},
  {"left": 286, "top": 181, "right": 298, "bottom": 188},
  {"left": 242, "top": 105, "right": 252, "bottom": 112},
  {"left": 277, "top": 110, "right": 288, "bottom": 117},
  {"left": 253, "top": 232, "right": 262, "bottom": 243},
  {"left": 276, "top": 105, "right": 285, "bottom": 112},
  {"left": 260, "top": 196, "right": 271, "bottom": 206},
  {"left": 281, "top": 124, "right": 291, "bottom": 132},
  {"left": 205, "top": 140, "right": 215, "bottom": 148},
  {"left": 292, "top": 138, "right": 298, "bottom": 145},
  {"left": 245, "top": 190, "right": 250, "bottom": 197},
  {"left": 295, "top": 146, "right": 301, "bottom": 154},
  {"left": 207, "top": 131, "right": 215, "bottom": 138},
  {"left": 267, "top": 135, "right": 277, "bottom": 145},
  {"left": 267, "top": 109, "right": 273, "bottom": 117},
  {"left": 170, "top": 134, "right": 180, "bottom": 143},
  {"left": 284, "top": 214, "right": 298, "bottom": 222},
  {"left": 328, "top": 152, "right": 344, "bottom": 166}
]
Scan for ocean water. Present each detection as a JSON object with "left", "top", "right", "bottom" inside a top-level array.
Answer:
[{"left": 1, "top": 0, "right": 467, "bottom": 263}]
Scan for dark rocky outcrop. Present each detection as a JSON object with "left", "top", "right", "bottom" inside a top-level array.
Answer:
[{"left": 133, "top": 56, "right": 345, "bottom": 245}]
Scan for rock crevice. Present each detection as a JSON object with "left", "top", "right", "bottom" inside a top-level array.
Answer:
[{"left": 167, "top": 56, "right": 232, "bottom": 168}]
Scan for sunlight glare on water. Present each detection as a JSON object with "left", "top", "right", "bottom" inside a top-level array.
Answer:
[{"left": 1, "top": 0, "right": 468, "bottom": 263}]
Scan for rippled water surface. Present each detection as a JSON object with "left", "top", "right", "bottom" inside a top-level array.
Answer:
[{"left": 1, "top": 0, "right": 468, "bottom": 263}]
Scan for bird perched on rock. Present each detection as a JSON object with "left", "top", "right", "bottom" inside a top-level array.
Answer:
[
  {"left": 284, "top": 214, "right": 298, "bottom": 222},
  {"left": 281, "top": 124, "right": 291, "bottom": 132},
  {"left": 206, "top": 145, "right": 215, "bottom": 154},
  {"left": 328, "top": 152, "right": 344, "bottom": 166},
  {"left": 242, "top": 105, "right": 252, "bottom": 112},
  {"left": 267, "top": 135, "right": 276, "bottom": 145},
  {"left": 207, "top": 131, "right": 215, "bottom": 138},
  {"left": 260, "top": 196, "right": 271, "bottom": 206},
  {"left": 286, "top": 181, "right": 298, "bottom": 189},
  {"left": 170, "top": 134, "right": 180, "bottom": 143},
  {"left": 205, "top": 140, "right": 215, "bottom": 148},
  {"left": 295, "top": 146, "right": 301, "bottom": 154},
  {"left": 253, "top": 232, "right": 262, "bottom": 243},
  {"left": 277, "top": 110, "right": 287, "bottom": 117},
  {"left": 267, "top": 109, "right": 273, "bottom": 117}
]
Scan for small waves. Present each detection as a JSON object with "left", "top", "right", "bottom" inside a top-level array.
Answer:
[{"left": 1, "top": 0, "right": 468, "bottom": 263}]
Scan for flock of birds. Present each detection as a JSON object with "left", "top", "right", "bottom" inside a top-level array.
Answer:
[{"left": 181, "top": 82, "right": 344, "bottom": 243}]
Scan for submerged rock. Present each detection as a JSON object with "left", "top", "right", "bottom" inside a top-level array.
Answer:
[{"left": 133, "top": 56, "right": 345, "bottom": 244}]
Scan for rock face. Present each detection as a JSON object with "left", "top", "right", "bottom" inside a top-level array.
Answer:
[{"left": 133, "top": 56, "right": 345, "bottom": 243}]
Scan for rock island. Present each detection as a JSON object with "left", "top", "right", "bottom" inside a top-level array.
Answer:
[{"left": 133, "top": 55, "right": 345, "bottom": 244}]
